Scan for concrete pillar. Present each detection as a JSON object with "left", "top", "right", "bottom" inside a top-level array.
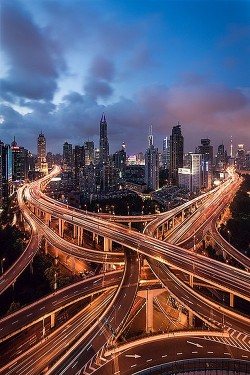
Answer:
[
  {"left": 51, "top": 312, "right": 55, "bottom": 328},
  {"left": 230, "top": 293, "right": 234, "bottom": 307},
  {"left": 77, "top": 227, "right": 83, "bottom": 246},
  {"left": 73, "top": 225, "right": 77, "bottom": 239},
  {"left": 59, "top": 219, "right": 64, "bottom": 237},
  {"left": 45, "top": 213, "right": 51, "bottom": 225},
  {"left": 146, "top": 289, "right": 154, "bottom": 333},
  {"left": 104, "top": 237, "right": 110, "bottom": 252},
  {"left": 189, "top": 274, "right": 194, "bottom": 288},
  {"left": 138, "top": 289, "right": 165, "bottom": 334},
  {"left": 161, "top": 224, "right": 164, "bottom": 240},
  {"left": 171, "top": 217, "right": 174, "bottom": 229},
  {"left": 128, "top": 222, "right": 132, "bottom": 230},
  {"left": 181, "top": 210, "right": 185, "bottom": 222},
  {"left": 44, "top": 240, "right": 48, "bottom": 255},
  {"left": 189, "top": 310, "right": 194, "bottom": 328}
]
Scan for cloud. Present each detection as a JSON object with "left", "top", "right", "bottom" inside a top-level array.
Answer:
[
  {"left": 0, "top": 0, "right": 66, "bottom": 100},
  {"left": 89, "top": 56, "right": 115, "bottom": 81}
]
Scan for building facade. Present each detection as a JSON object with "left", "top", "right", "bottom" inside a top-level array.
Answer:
[{"left": 169, "top": 123, "right": 184, "bottom": 185}]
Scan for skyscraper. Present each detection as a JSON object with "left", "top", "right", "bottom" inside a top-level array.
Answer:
[
  {"left": 113, "top": 142, "right": 126, "bottom": 179},
  {"left": 169, "top": 123, "right": 184, "bottom": 185},
  {"left": 195, "top": 138, "right": 213, "bottom": 189},
  {"left": 216, "top": 144, "right": 227, "bottom": 171},
  {"left": 0, "top": 141, "right": 12, "bottom": 207},
  {"left": 11, "top": 138, "right": 28, "bottom": 181},
  {"left": 84, "top": 141, "right": 94, "bottom": 166},
  {"left": 63, "top": 142, "right": 73, "bottom": 171},
  {"left": 99, "top": 113, "right": 109, "bottom": 165},
  {"left": 162, "top": 136, "right": 170, "bottom": 168},
  {"left": 145, "top": 126, "right": 159, "bottom": 191},
  {"left": 37, "top": 131, "right": 48, "bottom": 174}
]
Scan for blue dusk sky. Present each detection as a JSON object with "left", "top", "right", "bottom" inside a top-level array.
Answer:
[{"left": 0, "top": 0, "right": 249, "bottom": 156}]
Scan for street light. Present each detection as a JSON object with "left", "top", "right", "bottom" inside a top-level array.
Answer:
[
  {"left": 54, "top": 271, "right": 57, "bottom": 292},
  {"left": 1, "top": 258, "right": 6, "bottom": 275},
  {"left": 227, "top": 230, "right": 231, "bottom": 244}
]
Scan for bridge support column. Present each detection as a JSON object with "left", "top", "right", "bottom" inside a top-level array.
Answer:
[
  {"left": 128, "top": 222, "right": 131, "bottom": 230},
  {"left": 171, "top": 218, "right": 174, "bottom": 229},
  {"left": 160, "top": 224, "right": 164, "bottom": 240},
  {"left": 189, "top": 274, "right": 194, "bottom": 288},
  {"left": 138, "top": 289, "right": 164, "bottom": 333},
  {"left": 104, "top": 237, "right": 111, "bottom": 252},
  {"left": 230, "top": 293, "right": 234, "bottom": 307},
  {"left": 181, "top": 210, "right": 185, "bottom": 222},
  {"left": 59, "top": 219, "right": 64, "bottom": 237},
  {"left": 45, "top": 213, "right": 51, "bottom": 225},
  {"left": 44, "top": 239, "right": 48, "bottom": 255},
  {"left": 188, "top": 310, "right": 194, "bottom": 327},
  {"left": 51, "top": 312, "right": 55, "bottom": 328},
  {"left": 73, "top": 225, "right": 77, "bottom": 239},
  {"left": 146, "top": 289, "right": 154, "bottom": 333},
  {"left": 78, "top": 227, "right": 83, "bottom": 246}
]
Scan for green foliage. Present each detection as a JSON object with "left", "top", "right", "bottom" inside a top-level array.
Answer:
[
  {"left": 0, "top": 225, "right": 25, "bottom": 269},
  {"left": 227, "top": 175, "right": 250, "bottom": 255},
  {"left": 6, "top": 301, "right": 21, "bottom": 315}
]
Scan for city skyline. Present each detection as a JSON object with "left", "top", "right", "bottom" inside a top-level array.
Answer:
[{"left": 0, "top": 0, "right": 249, "bottom": 155}]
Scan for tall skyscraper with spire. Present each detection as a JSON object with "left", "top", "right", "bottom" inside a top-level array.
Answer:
[
  {"left": 99, "top": 113, "right": 109, "bottom": 165},
  {"left": 37, "top": 131, "right": 48, "bottom": 174},
  {"left": 169, "top": 123, "right": 184, "bottom": 185},
  {"left": 145, "top": 126, "right": 159, "bottom": 191}
]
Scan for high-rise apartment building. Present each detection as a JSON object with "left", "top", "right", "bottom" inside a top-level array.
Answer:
[
  {"left": 11, "top": 138, "right": 28, "bottom": 181},
  {"left": 144, "top": 126, "right": 159, "bottom": 191},
  {"left": 113, "top": 142, "right": 126, "bottom": 179},
  {"left": 37, "top": 131, "right": 48, "bottom": 174},
  {"left": 178, "top": 153, "right": 202, "bottom": 193},
  {"left": 74, "top": 145, "right": 85, "bottom": 185},
  {"left": 216, "top": 144, "right": 227, "bottom": 171},
  {"left": 0, "top": 141, "right": 12, "bottom": 207},
  {"left": 99, "top": 113, "right": 109, "bottom": 165},
  {"left": 84, "top": 141, "right": 94, "bottom": 166},
  {"left": 169, "top": 123, "right": 184, "bottom": 185},
  {"left": 195, "top": 138, "right": 213, "bottom": 189},
  {"left": 162, "top": 136, "right": 170, "bottom": 169},
  {"left": 236, "top": 144, "right": 245, "bottom": 170},
  {"left": 63, "top": 142, "right": 73, "bottom": 171}
]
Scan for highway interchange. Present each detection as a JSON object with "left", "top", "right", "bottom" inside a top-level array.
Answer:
[{"left": 0, "top": 166, "right": 249, "bottom": 374}]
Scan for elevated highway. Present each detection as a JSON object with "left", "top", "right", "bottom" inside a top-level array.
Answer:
[{"left": 1, "top": 166, "right": 249, "bottom": 374}]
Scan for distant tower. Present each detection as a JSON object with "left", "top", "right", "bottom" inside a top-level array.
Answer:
[
  {"left": 99, "top": 113, "right": 109, "bottom": 164},
  {"left": 230, "top": 136, "right": 233, "bottom": 158},
  {"left": 169, "top": 123, "right": 184, "bottom": 185},
  {"left": 145, "top": 126, "right": 159, "bottom": 191},
  {"left": 37, "top": 131, "right": 48, "bottom": 174}
]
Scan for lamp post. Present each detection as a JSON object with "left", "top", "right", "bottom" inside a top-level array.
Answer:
[
  {"left": 54, "top": 271, "right": 57, "bottom": 292},
  {"left": 227, "top": 230, "right": 231, "bottom": 244},
  {"left": 1, "top": 258, "right": 5, "bottom": 275}
]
